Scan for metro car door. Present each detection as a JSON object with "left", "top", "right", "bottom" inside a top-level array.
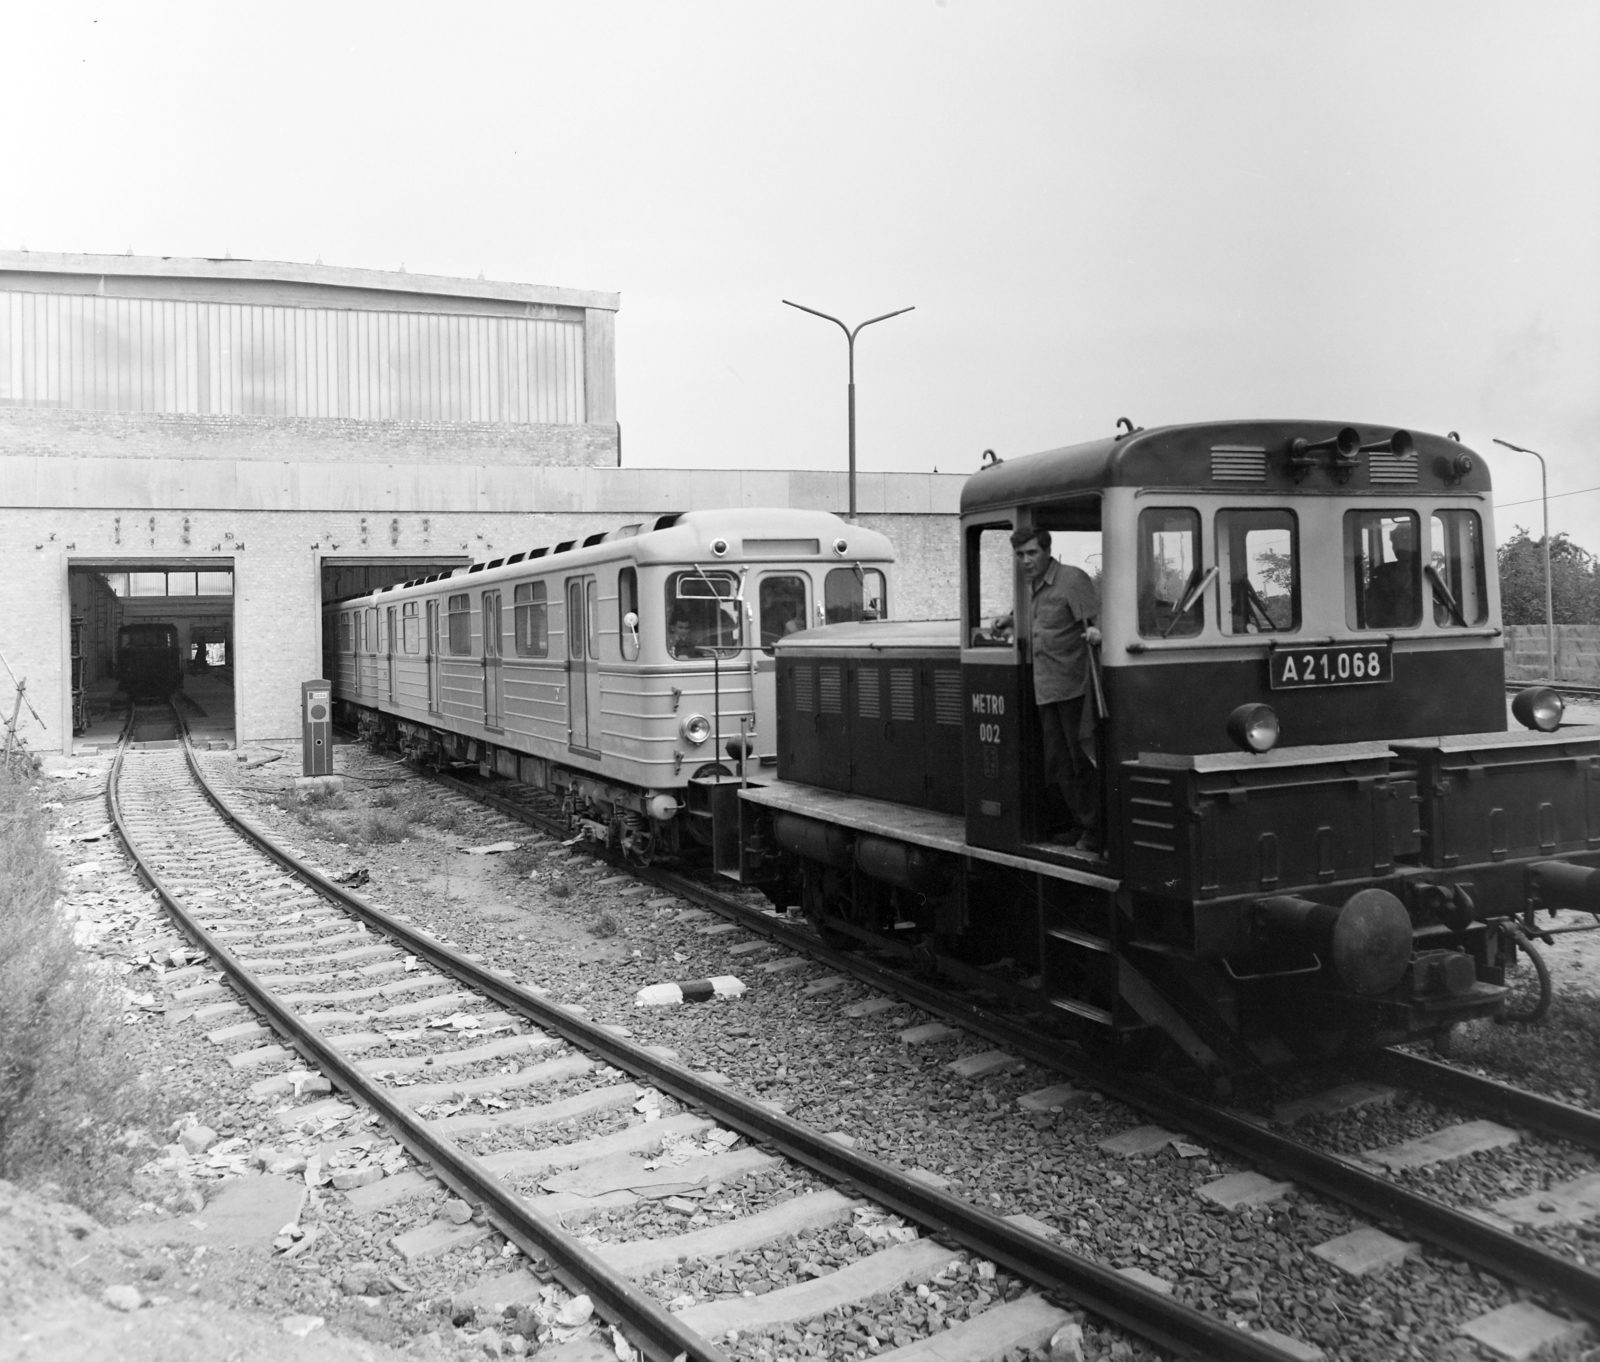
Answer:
[
  {"left": 482, "top": 590, "right": 503, "bottom": 729},
  {"left": 385, "top": 605, "right": 397, "bottom": 703},
  {"left": 426, "top": 599, "right": 441, "bottom": 713},
  {"left": 567, "top": 576, "right": 600, "bottom": 753}
]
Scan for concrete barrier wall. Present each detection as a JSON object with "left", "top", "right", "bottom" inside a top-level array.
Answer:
[{"left": 1504, "top": 624, "right": 1600, "bottom": 684}]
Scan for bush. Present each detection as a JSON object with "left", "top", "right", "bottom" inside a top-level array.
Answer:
[
  {"left": 368, "top": 787, "right": 399, "bottom": 809},
  {"left": 0, "top": 768, "right": 167, "bottom": 1210},
  {"left": 356, "top": 810, "right": 412, "bottom": 844}
]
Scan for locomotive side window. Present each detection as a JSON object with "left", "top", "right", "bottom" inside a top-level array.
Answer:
[
  {"left": 1345, "top": 510, "right": 1421, "bottom": 630},
  {"left": 666, "top": 570, "right": 743, "bottom": 656},
  {"left": 402, "top": 601, "right": 420, "bottom": 654},
  {"left": 447, "top": 592, "right": 472, "bottom": 655},
  {"left": 824, "top": 567, "right": 887, "bottom": 625},
  {"left": 513, "top": 581, "right": 549, "bottom": 656},
  {"left": 1137, "top": 508, "right": 1203, "bottom": 638},
  {"left": 1428, "top": 510, "right": 1488, "bottom": 627},
  {"left": 618, "top": 567, "right": 640, "bottom": 661},
  {"left": 759, "top": 575, "right": 808, "bottom": 650},
  {"left": 1218, "top": 509, "right": 1299, "bottom": 634},
  {"left": 965, "top": 524, "right": 1016, "bottom": 647}
]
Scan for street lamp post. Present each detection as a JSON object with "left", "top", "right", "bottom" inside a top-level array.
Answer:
[
  {"left": 782, "top": 299, "right": 914, "bottom": 521},
  {"left": 1492, "top": 437, "right": 1557, "bottom": 683}
]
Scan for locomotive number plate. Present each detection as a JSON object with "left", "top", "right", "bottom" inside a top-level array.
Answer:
[{"left": 1269, "top": 642, "right": 1392, "bottom": 689}]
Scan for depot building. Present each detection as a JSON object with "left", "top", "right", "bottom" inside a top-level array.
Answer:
[{"left": 0, "top": 252, "right": 960, "bottom": 752}]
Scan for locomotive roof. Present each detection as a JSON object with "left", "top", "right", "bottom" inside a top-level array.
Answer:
[
  {"left": 336, "top": 508, "right": 895, "bottom": 607},
  {"left": 960, "top": 420, "right": 1491, "bottom": 516}
]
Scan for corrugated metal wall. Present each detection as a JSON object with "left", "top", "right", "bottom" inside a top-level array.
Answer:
[{"left": 0, "top": 290, "right": 586, "bottom": 424}]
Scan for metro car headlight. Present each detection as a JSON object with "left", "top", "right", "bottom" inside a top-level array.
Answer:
[
  {"left": 1227, "top": 703, "right": 1280, "bottom": 754},
  {"left": 680, "top": 713, "right": 712, "bottom": 745},
  {"left": 1512, "top": 686, "right": 1564, "bottom": 733}
]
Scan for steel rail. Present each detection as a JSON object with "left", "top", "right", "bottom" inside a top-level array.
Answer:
[
  {"left": 109, "top": 732, "right": 733, "bottom": 1362},
  {"left": 1357, "top": 1048, "right": 1600, "bottom": 1155},
  {"left": 159, "top": 737, "right": 1307, "bottom": 1360},
  {"left": 425, "top": 772, "right": 1600, "bottom": 1326}
]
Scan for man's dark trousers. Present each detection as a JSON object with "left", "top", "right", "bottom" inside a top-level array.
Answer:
[{"left": 1038, "top": 695, "right": 1098, "bottom": 834}]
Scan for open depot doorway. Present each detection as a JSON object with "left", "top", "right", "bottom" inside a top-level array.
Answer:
[{"left": 68, "top": 558, "right": 236, "bottom": 749}]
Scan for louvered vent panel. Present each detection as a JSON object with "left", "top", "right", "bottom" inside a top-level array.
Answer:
[
  {"left": 794, "top": 665, "right": 814, "bottom": 712},
  {"left": 1369, "top": 454, "right": 1419, "bottom": 484},
  {"left": 933, "top": 669, "right": 962, "bottom": 725},
  {"left": 858, "top": 667, "right": 881, "bottom": 719},
  {"left": 1210, "top": 445, "right": 1268, "bottom": 481},
  {"left": 889, "top": 668, "right": 916, "bottom": 721},
  {"left": 820, "top": 665, "right": 843, "bottom": 715}
]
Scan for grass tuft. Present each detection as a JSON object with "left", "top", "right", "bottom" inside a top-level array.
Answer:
[
  {"left": 0, "top": 767, "right": 168, "bottom": 1211},
  {"left": 591, "top": 910, "right": 620, "bottom": 938},
  {"left": 355, "top": 809, "right": 412, "bottom": 844}
]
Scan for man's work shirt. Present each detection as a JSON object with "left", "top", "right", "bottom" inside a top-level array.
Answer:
[{"left": 1026, "top": 560, "right": 1100, "bottom": 704}]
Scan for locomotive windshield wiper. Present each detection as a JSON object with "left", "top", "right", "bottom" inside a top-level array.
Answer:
[
  {"left": 1425, "top": 564, "right": 1469, "bottom": 627},
  {"left": 1161, "top": 564, "right": 1219, "bottom": 638}
]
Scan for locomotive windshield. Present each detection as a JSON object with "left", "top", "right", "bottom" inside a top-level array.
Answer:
[
  {"left": 1137, "top": 508, "right": 1203, "bottom": 638},
  {"left": 1219, "top": 509, "right": 1299, "bottom": 634},
  {"left": 759, "top": 575, "right": 808, "bottom": 649}
]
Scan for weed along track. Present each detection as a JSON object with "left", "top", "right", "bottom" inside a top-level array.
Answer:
[{"left": 109, "top": 714, "right": 1338, "bottom": 1362}]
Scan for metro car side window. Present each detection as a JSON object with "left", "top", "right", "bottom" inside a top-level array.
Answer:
[
  {"left": 402, "top": 602, "right": 420, "bottom": 654},
  {"left": 514, "top": 581, "right": 549, "bottom": 656},
  {"left": 1345, "top": 510, "right": 1421, "bottom": 630},
  {"left": 1218, "top": 509, "right": 1299, "bottom": 634},
  {"left": 1429, "top": 510, "right": 1488, "bottom": 627},
  {"left": 447, "top": 593, "right": 472, "bottom": 655},
  {"left": 1137, "top": 508, "right": 1203, "bottom": 638}
]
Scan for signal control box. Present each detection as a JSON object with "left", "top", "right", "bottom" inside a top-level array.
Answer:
[{"left": 302, "top": 680, "right": 333, "bottom": 776}]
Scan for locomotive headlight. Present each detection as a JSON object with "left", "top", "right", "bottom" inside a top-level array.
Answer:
[
  {"left": 1512, "top": 686, "right": 1564, "bottom": 733},
  {"left": 710, "top": 538, "right": 729, "bottom": 557},
  {"left": 1227, "top": 702, "right": 1280, "bottom": 754},
  {"left": 833, "top": 538, "right": 848, "bottom": 555},
  {"left": 680, "top": 713, "right": 712, "bottom": 745}
]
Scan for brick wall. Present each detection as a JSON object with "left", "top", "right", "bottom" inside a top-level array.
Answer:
[
  {"left": 0, "top": 406, "right": 618, "bottom": 466},
  {"left": 1504, "top": 625, "right": 1600, "bottom": 684}
]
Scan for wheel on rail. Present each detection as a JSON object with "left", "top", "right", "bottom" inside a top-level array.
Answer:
[{"left": 1495, "top": 925, "right": 1553, "bottom": 1025}]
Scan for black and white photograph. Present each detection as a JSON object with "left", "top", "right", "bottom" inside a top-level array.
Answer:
[{"left": 2, "top": 6, "right": 1598, "bottom": 1361}]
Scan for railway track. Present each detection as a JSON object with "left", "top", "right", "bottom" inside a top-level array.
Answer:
[
  {"left": 414, "top": 764, "right": 1600, "bottom": 1348},
  {"left": 107, "top": 712, "right": 1325, "bottom": 1362}
]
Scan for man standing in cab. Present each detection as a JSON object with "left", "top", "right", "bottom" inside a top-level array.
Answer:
[{"left": 1012, "top": 527, "right": 1102, "bottom": 854}]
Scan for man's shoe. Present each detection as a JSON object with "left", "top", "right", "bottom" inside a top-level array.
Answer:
[
  {"left": 1077, "top": 833, "right": 1104, "bottom": 858},
  {"left": 1049, "top": 829, "right": 1083, "bottom": 847}
]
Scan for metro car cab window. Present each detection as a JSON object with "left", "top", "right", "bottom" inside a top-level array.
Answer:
[
  {"left": 402, "top": 601, "right": 420, "bottom": 654},
  {"left": 447, "top": 593, "right": 472, "bottom": 655},
  {"left": 1346, "top": 510, "right": 1421, "bottom": 630},
  {"left": 824, "top": 567, "right": 887, "bottom": 625},
  {"left": 1218, "top": 509, "right": 1299, "bottom": 634},
  {"left": 966, "top": 523, "right": 1016, "bottom": 647},
  {"left": 1429, "top": 510, "right": 1488, "bottom": 627},
  {"left": 1137, "top": 508, "right": 1203, "bottom": 638},
  {"left": 759, "top": 575, "right": 808, "bottom": 650},
  {"left": 666, "top": 570, "right": 742, "bottom": 657},
  {"left": 514, "top": 581, "right": 549, "bottom": 656},
  {"left": 618, "top": 567, "right": 640, "bottom": 661}
]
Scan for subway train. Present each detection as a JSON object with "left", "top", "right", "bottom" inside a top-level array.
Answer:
[
  {"left": 690, "top": 420, "right": 1600, "bottom": 1079},
  {"left": 325, "top": 509, "right": 894, "bottom": 860},
  {"left": 115, "top": 622, "right": 184, "bottom": 700}
]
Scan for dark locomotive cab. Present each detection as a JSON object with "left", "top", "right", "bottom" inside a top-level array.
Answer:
[{"left": 729, "top": 420, "right": 1600, "bottom": 1082}]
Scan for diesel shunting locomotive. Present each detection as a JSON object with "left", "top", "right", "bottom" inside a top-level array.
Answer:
[{"left": 694, "top": 420, "right": 1599, "bottom": 1082}]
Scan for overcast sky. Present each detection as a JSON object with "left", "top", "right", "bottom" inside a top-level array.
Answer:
[{"left": 4, "top": 2, "right": 1596, "bottom": 540}]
